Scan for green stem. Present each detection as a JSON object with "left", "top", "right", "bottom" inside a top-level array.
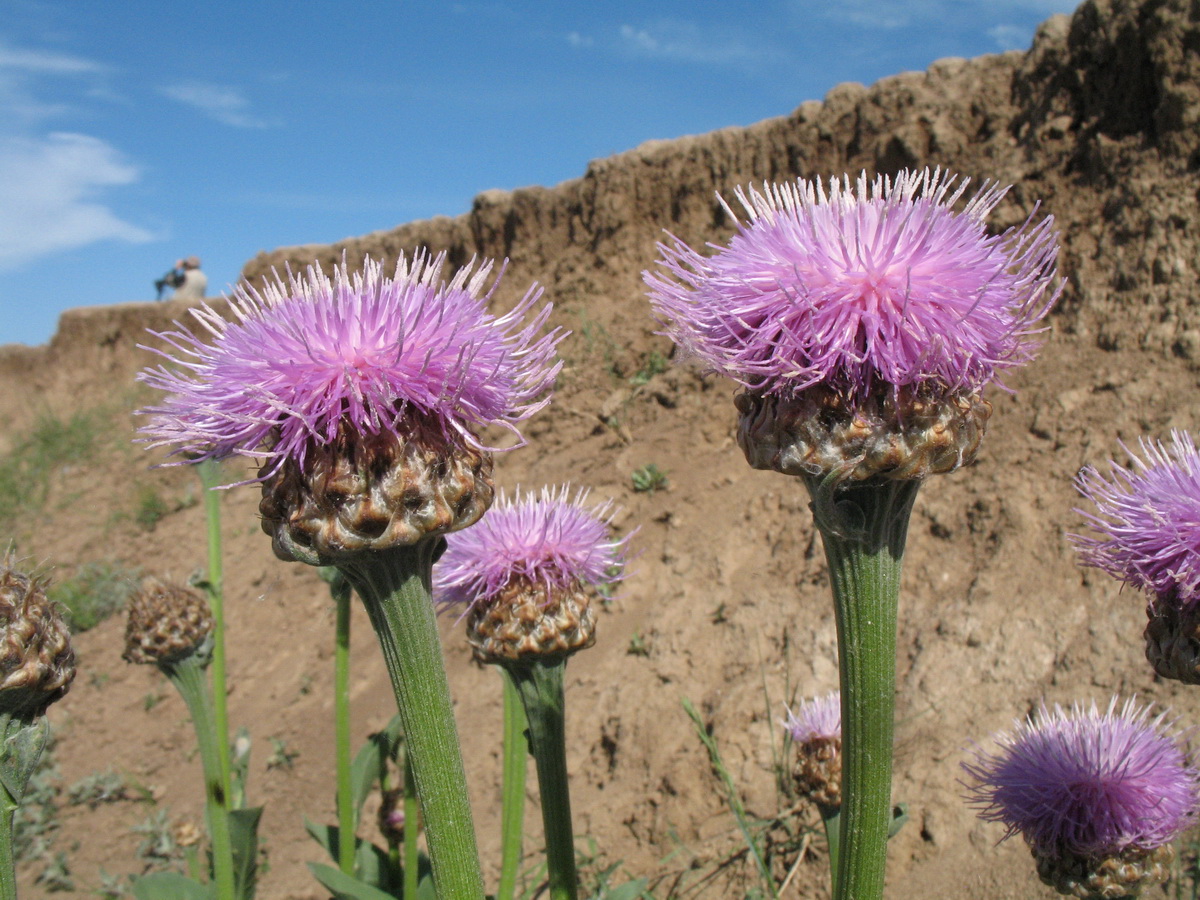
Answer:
[
  {"left": 0, "top": 714, "right": 48, "bottom": 900},
  {"left": 497, "top": 670, "right": 528, "bottom": 900},
  {"left": 338, "top": 541, "right": 484, "bottom": 900},
  {"left": 0, "top": 795, "right": 14, "bottom": 900},
  {"left": 818, "top": 804, "right": 841, "bottom": 896},
  {"left": 163, "top": 652, "right": 237, "bottom": 900},
  {"left": 333, "top": 578, "right": 355, "bottom": 876},
  {"left": 197, "top": 461, "right": 234, "bottom": 806},
  {"left": 507, "top": 660, "right": 577, "bottom": 900},
  {"left": 802, "top": 475, "right": 919, "bottom": 900},
  {"left": 403, "top": 752, "right": 420, "bottom": 900}
]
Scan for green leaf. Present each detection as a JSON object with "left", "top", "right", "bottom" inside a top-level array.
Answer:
[
  {"left": 305, "top": 817, "right": 336, "bottom": 860},
  {"left": 304, "top": 819, "right": 403, "bottom": 890},
  {"left": 416, "top": 872, "right": 437, "bottom": 900},
  {"left": 349, "top": 715, "right": 404, "bottom": 820},
  {"left": 602, "top": 878, "right": 649, "bottom": 900},
  {"left": 887, "top": 802, "right": 909, "bottom": 839},
  {"left": 0, "top": 715, "right": 47, "bottom": 805},
  {"left": 228, "top": 806, "right": 264, "bottom": 900},
  {"left": 308, "top": 862, "right": 399, "bottom": 900},
  {"left": 130, "top": 872, "right": 215, "bottom": 900}
]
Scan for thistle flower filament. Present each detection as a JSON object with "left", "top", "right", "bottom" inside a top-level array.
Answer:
[{"left": 963, "top": 698, "right": 1200, "bottom": 898}]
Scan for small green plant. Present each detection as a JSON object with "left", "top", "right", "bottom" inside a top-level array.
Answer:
[
  {"left": 0, "top": 409, "right": 104, "bottom": 521},
  {"left": 36, "top": 851, "right": 74, "bottom": 893},
  {"left": 266, "top": 737, "right": 299, "bottom": 771},
  {"left": 67, "top": 770, "right": 131, "bottom": 808},
  {"left": 574, "top": 837, "right": 650, "bottom": 900},
  {"left": 134, "top": 485, "right": 170, "bottom": 531},
  {"left": 93, "top": 868, "right": 131, "bottom": 899},
  {"left": 629, "top": 350, "right": 669, "bottom": 386},
  {"left": 631, "top": 464, "right": 669, "bottom": 493},
  {"left": 132, "top": 810, "right": 182, "bottom": 871},
  {"left": 142, "top": 690, "right": 165, "bottom": 712},
  {"left": 48, "top": 561, "right": 138, "bottom": 632},
  {"left": 626, "top": 631, "right": 650, "bottom": 658}
]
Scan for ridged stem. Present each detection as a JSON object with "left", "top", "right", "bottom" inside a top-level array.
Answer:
[
  {"left": 507, "top": 659, "right": 577, "bottom": 900},
  {"left": 802, "top": 475, "right": 920, "bottom": 900},
  {"left": 197, "top": 461, "right": 233, "bottom": 804},
  {"left": 497, "top": 670, "right": 528, "bottom": 900},
  {"left": 0, "top": 792, "right": 13, "bottom": 900},
  {"left": 332, "top": 578, "right": 355, "bottom": 876},
  {"left": 337, "top": 541, "right": 484, "bottom": 900},
  {"left": 162, "top": 653, "right": 237, "bottom": 900},
  {"left": 0, "top": 714, "right": 48, "bottom": 900}
]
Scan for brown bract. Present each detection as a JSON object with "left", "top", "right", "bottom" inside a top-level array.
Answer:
[
  {"left": 0, "top": 565, "right": 75, "bottom": 717},
  {"left": 1034, "top": 842, "right": 1172, "bottom": 900},
  {"left": 122, "top": 577, "right": 214, "bottom": 666},
  {"left": 793, "top": 735, "right": 842, "bottom": 810},
  {"left": 1143, "top": 600, "right": 1200, "bottom": 684},
  {"left": 736, "top": 385, "right": 992, "bottom": 482},
  {"left": 466, "top": 580, "right": 597, "bottom": 665},
  {"left": 258, "top": 418, "right": 494, "bottom": 564}
]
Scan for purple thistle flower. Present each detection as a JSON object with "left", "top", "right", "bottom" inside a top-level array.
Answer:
[
  {"left": 784, "top": 691, "right": 841, "bottom": 744},
  {"left": 137, "top": 252, "right": 563, "bottom": 478},
  {"left": 1072, "top": 431, "right": 1200, "bottom": 609},
  {"left": 434, "top": 486, "right": 632, "bottom": 611},
  {"left": 645, "top": 168, "right": 1062, "bottom": 400},
  {"left": 962, "top": 697, "right": 1200, "bottom": 861}
]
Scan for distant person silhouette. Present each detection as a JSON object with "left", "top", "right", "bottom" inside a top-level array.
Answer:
[{"left": 154, "top": 256, "right": 207, "bottom": 301}]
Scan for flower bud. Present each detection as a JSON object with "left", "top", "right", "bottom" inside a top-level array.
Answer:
[
  {"left": 123, "top": 577, "right": 214, "bottom": 666},
  {"left": 379, "top": 788, "right": 406, "bottom": 844},
  {"left": 0, "top": 563, "right": 75, "bottom": 718},
  {"left": 785, "top": 692, "right": 842, "bottom": 808}
]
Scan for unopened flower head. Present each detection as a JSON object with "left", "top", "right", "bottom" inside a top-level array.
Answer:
[
  {"left": 435, "top": 486, "right": 633, "bottom": 663},
  {"left": 0, "top": 560, "right": 75, "bottom": 718},
  {"left": 645, "top": 168, "right": 1061, "bottom": 402},
  {"left": 435, "top": 485, "right": 631, "bottom": 612},
  {"left": 138, "top": 252, "right": 564, "bottom": 479},
  {"left": 785, "top": 691, "right": 842, "bottom": 808},
  {"left": 1072, "top": 432, "right": 1200, "bottom": 609},
  {"left": 962, "top": 698, "right": 1199, "bottom": 864}
]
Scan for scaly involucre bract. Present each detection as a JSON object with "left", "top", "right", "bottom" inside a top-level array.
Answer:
[
  {"left": 138, "top": 252, "right": 563, "bottom": 478},
  {"left": 962, "top": 697, "right": 1200, "bottom": 860},
  {"left": 784, "top": 691, "right": 841, "bottom": 743},
  {"left": 434, "top": 485, "right": 631, "bottom": 610},
  {"left": 1072, "top": 431, "right": 1200, "bottom": 608},
  {"left": 645, "top": 168, "right": 1061, "bottom": 399}
]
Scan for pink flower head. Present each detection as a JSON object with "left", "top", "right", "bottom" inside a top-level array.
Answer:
[
  {"left": 434, "top": 486, "right": 632, "bottom": 611},
  {"left": 645, "top": 168, "right": 1062, "bottom": 400},
  {"left": 962, "top": 698, "right": 1200, "bottom": 861},
  {"left": 784, "top": 691, "right": 841, "bottom": 744},
  {"left": 1072, "top": 432, "right": 1200, "bottom": 610},
  {"left": 138, "top": 252, "right": 563, "bottom": 478}
]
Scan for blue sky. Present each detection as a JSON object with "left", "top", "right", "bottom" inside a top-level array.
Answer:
[{"left": 0, "top": 0, "right": 1078, "bottom": 347}]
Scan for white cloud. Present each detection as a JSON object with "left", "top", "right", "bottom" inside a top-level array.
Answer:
[
  {"left": 566, "top": 31, "right": 594, "bottom": 48},
  {"left": 159, "top": 81, "right": 271, "bottom": 129},
  {"left": 0, "top": 39, "right": 110, "bottom": 127},
  {"left": 813, "top": 0, "right": 1079, "bottom": 30},
  {"left": 0, "top": 133, "right": 155, "bottom": 271},
  {"left": 616, "top": 21, "right": 776, "bottom": 69},
  {"left": 0, "top": 42, "right": 106, "bottom": 75},
  {"left": 988, "top": 23, "right": 1033, "bottom": 50}
]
